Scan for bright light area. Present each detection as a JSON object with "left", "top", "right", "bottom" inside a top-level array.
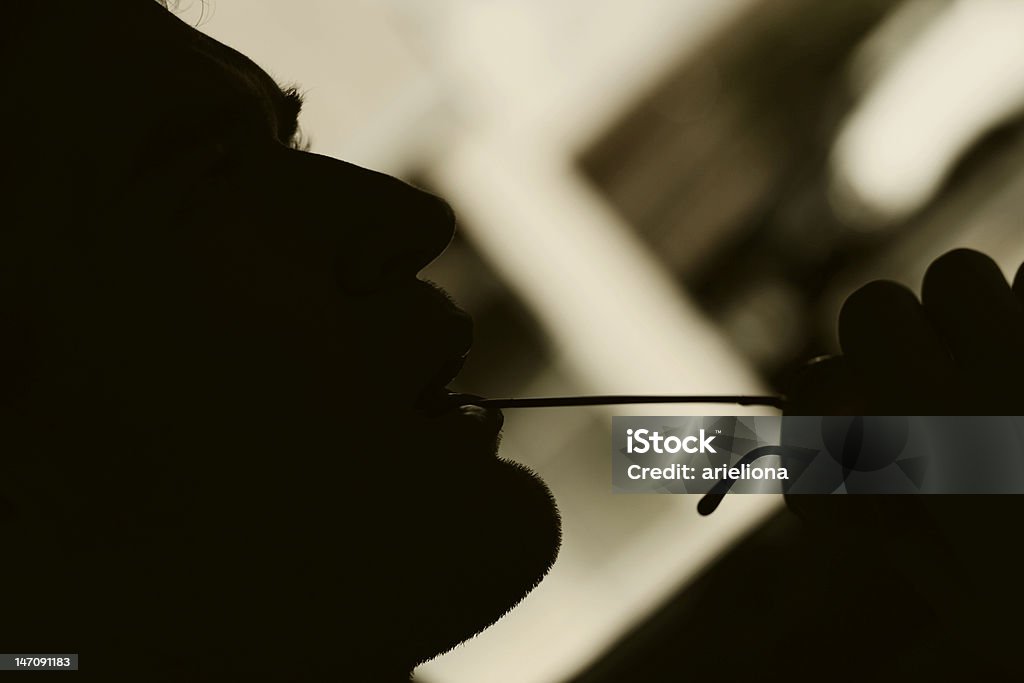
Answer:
[{"left": 831, "top": 0, "right": 1024, "bottom": 227}]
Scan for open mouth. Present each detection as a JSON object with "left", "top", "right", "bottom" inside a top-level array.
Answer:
[
  {"left": 415, "top": 353, "right": 472, "bottom": 416},
  {"left": 411, "top": 342, "right": 504, "bottom": 439},
  {"left": 411, "top": 282, "right": 479, "bottom": 417}
]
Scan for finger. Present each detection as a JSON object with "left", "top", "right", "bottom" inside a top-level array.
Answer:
[
  {"left": 1012, "top": 260, "right": 1024, "bottom": 304},
  {"left": 839, "top": 280, "right": 956, "bottom": 414},
  {"left": 922, "top": 249, "right": 1024, "bottom": 412},
  {"left": 784, "top": 355, "right": 865, "bottom": 416},
  {"left": 783, "top": 356, "right": 867, "bottom": 525}
]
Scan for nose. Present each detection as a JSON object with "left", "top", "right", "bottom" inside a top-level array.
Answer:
[{"left": 313, "top": 156, "right": 456, "bottom": 292}]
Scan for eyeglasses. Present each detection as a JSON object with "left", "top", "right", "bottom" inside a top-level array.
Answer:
[
  {"left": 469, "top": 394, "right": 788, "bottom": 516},
  {"left": 472, "top": 395, "right": 786, "bottom": 409}
]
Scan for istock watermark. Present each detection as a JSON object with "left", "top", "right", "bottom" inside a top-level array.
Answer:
[
  {"left": 612, "top": 416, "right": 1024, "bottom": 495},
  {"left": 625, "top": 428, "right": 717, "bottom": 454}
]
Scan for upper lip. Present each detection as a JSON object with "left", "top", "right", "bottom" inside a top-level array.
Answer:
[{"left": 425, "top": 352, "right": 469, "bottom": 392}]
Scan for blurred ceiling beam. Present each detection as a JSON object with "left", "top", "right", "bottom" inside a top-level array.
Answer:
[{"left": 832, "top": 0, "right": 1024, "bottom": 226}]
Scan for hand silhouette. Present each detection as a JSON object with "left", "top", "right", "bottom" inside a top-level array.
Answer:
[
  {"left": 784, "top": 248, "right": 1024, "bottom": 674},
  {"left": 788, "top": 248, "right": 1024, "bottom": 415}
]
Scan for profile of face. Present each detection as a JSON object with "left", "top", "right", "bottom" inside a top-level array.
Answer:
[{"left": 1, "top": 2, "right": 559, "bottom": 678}]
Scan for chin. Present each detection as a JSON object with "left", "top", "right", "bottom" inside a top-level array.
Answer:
[{"left": 396, "top": 457, "right": 562, "bottom": 667}]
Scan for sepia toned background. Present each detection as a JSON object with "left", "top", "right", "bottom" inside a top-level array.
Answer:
[{"left": 181, "top": 1, "right": 1024, "bottom": 680}]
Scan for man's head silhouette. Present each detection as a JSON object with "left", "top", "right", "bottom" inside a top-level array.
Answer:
[{"left": 1, "top": 2, "right": 560, "bottom": 679}]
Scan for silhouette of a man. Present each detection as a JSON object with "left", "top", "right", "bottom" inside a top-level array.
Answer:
[{"left": 2, "top": 2, "right": 559, "bottom": 679}]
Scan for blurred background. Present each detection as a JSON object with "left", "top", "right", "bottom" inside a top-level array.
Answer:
[{"left": 185, "top": 0, "right": 1024, "bottom": 680}]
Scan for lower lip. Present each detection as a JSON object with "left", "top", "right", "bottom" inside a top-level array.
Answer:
[
  {"left": 454, "top": 402, "right": 504, "bottom": 431},
  {"left": 431, "top": 403, "right": 505, "bottom": 451}
]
